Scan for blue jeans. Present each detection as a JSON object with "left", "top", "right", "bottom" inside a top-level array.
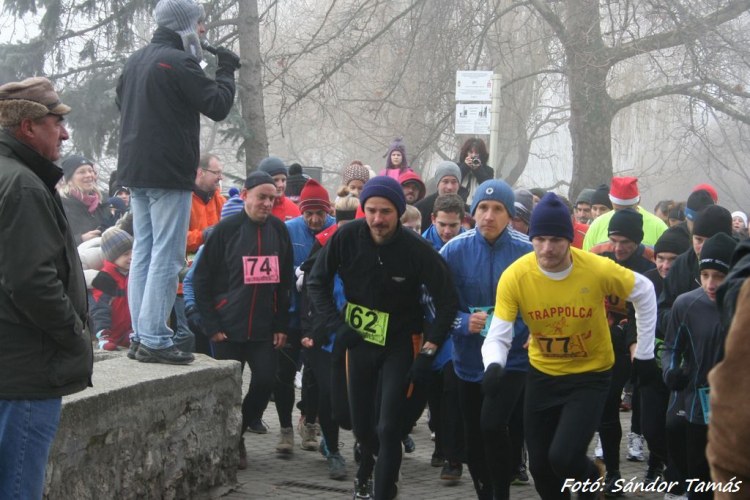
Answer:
[
  {"left": 0, "top": 399, "right": 62, "bottom": 500},
  {"left": 172, "top": 296, "right": 195, "bottom": 353},
  {"left": 128, "top": 188, "right": 192, "bottom": 350}
]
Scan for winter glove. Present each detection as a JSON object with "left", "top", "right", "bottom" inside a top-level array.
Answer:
[
  {"left": 664, "top": 366, "right": 690, "bottom": 392},
  {"left": 632, "top": 358, "right": 661, "bottom": 387},
  {"left": 91, "top": 271, "right": 118, "bottom": 296},
  {"left": 216, "top": 47, "right": 241, "bottom": 70},
  {"left": 332, "top": 323, "right": 364, "bottom": 361},
  {"left": 406, "top": 353, "right": 434, "bottom": 385},
  {"left": 185, "top": 305, "right": 206, "bottom": 337},
  {"left": 481, "top": 363, "right": 506, "bottom": 397}
]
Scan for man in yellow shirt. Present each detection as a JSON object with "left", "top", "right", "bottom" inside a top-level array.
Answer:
[{"left": 482, "top": 192, "right": 659, "bottom": 499}]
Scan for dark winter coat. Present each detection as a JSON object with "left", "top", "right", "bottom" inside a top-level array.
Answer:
[
  {"left": 116, "top": 27, "right": 236, "bottom": 190},
  {"left": 60, "top": 194, "right": 110, "bottom": 246},
  {"left": 414, "top": 189, "right": 470, "bottom": 237},
  {"left": 658, "top": 248, "right": 700, "bottom": 334},
  {"left": 0, "top": 131, "right": 93, "bottom": 399},
  {"left": 192, "top": 212, "right": 294, "bottom": 343}
]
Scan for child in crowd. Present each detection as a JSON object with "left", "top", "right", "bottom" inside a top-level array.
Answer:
[
  {"left": 401, "top": 205, "right": 422, "bottom": 234},
  {"left": 91, "top": 227, "right": 134, "bottom": 350},
  {"left": 338, "top": 160, "right": 370, "bottom": 200}
]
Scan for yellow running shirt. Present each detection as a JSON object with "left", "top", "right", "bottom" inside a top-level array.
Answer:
[{"left": 493, "top": 247, "right": 635, "bottom": 376}]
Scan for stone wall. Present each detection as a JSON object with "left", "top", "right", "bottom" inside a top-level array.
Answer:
[{"left": 44, "top": 353, "right": 242, "bottom": 500}]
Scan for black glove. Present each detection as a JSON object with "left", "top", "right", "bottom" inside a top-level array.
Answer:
[
  {"left": 216, "top": 47, "right": 241, "bottom": 70},
  {"left": 332, "top": 324, "right": 364, "bottom": 361},
  {"left": 185, "top": 305, "right": 206, "bottom": 337},
  {"left": 664, "top": 366, "right": 690, "bottom": 391},
  {"left": 632, "top": 358, "right": 661, "bottom": 387},
  {"left": 92, "top": 271, "right": 119, "bottom": 296},
  {"left": 406, "top": 353, "right": 434, "bottom": 385},
  {"left": 481, "top": 363, "right": 506, "bottom": 396}
]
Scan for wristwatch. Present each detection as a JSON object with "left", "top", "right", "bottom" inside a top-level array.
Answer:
[{"left": 420, "top": 346, "right": 436, "bottom": 357}]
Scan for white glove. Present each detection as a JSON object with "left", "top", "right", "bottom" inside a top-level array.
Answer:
[{"left": 295, "top": 267, "right": 305, "bottom": 292}]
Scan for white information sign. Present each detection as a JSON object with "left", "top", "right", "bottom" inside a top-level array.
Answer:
[
  {"left": 455, "top": 104, "right": 490, "bottom": 135},
  {"left": 455, "top": 71, "right": 493, "bottom": 102}
]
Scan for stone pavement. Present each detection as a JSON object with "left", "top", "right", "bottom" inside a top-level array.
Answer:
[{"left": 221, "top": 378, "right": 663, "bottom": 499}]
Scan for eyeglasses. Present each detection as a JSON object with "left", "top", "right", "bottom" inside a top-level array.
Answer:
[{"left": 201, "top": 168, "right": 223, "bottom": 177}]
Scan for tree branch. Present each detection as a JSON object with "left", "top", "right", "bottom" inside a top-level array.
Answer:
[
  {"left": 611, "top": 80, "right": 703, "bottom": 112},
  {"left": 527, "top": 0, "right": 568, "bottom": 43},
  {"left": 677, "top": 89, "right": 750, "bottom": 126},
  {"left": 501, "top": 69, "right": 565, "bottom": 90},
  {"left": 609, "top": 0, "right": 750, "bottom": 65}
]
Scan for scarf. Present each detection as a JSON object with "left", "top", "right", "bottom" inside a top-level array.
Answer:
[{"left": 70, "top": 187, "right": 101, "bottom": 213}]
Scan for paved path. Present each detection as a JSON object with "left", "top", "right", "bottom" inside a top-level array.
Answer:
[{"left": 221, "top": 379, "right": 663, "bottom": 499}]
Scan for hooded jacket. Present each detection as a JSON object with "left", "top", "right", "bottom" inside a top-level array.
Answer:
[
  {"left": 116, "top": 27, "right": 236, "bottom": 190},
  {"left": 192, "top": 212, "right": 294, "bottom": 342},
  {"left": 0, "top": 131, "right": 93, "bottom": 399},
  {"left": 272, "top": 194, "right": 301, "bottom": 222},
  {"left": 398, "top": 172, "right": 426, "bottom": 203},
  {"left": 657, "top": 248, "right": 700, "bottom": 334},
  {"left": 187, "top": 189, "right": 226, "bottom": 252},
  {"left": 414, "top": 189, "right": 470, "bottom": 238},
  {"left": 91, "top": 260, "right": 131, "bottom": 343},
  {"left": 439, "top": 227, "right": 533, "bottom": 381}
]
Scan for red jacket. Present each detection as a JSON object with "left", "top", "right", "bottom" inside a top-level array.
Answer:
[
  {"left": 91, "top": 260, "right": 131, "bottom": 346},
  {"left": 273, "top": 194, "right": 302, "bottom": 221},
  {"left": 187, "top": 190, "right": 226, "bottom": 253},
  {"left": 572, "top": 221, "right": 589, "bottom": 249}
]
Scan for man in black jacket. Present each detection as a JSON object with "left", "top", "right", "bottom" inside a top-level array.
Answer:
[
  {"left": 0, "top": 77, "right": 93, "bottom": 499},
  {"left": 192, "top": 171, "right": 294, "bottom": 468},
  {"left": 116, "top": 0, "right": 240, "bottom": 364},
  {"left": 307, "top": 176, "right": 459, "bottom": 500}
]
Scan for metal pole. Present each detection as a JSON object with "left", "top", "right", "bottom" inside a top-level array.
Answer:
[{"left": 488, "top": 73, "right": 502, "bottom": 178}]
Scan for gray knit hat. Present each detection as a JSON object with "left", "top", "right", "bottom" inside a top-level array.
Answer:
[
  {"left": 101, "top": 227, "right": 134, "bottom": 262},
  {"left": 155, "top": 0, "right": 205, "bottom": 35},
  {"left": 434, "top": 161, "right": 462, "bottom": 184},
  {"left": 258, "top": 156, "right": 289, "bottom": 178},
  {"left": 575, "top": 188, "right": 595, "bottom": 206}
]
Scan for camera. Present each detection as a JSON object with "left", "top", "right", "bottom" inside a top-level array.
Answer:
[{"left": 471, "top": 156, "right": 481, "bottom": 166}]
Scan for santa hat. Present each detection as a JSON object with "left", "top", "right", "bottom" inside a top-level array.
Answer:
[
  {"left": 298, "top": 179, "right": 332, "bottom": 213},
  {"left": 693, "top": 183, "right": 718, "bottom": 203},
  {"left": 608, "top": 177, "right": 640, "bottom": 206}
]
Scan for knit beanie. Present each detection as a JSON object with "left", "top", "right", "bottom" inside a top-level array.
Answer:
[
  {"left": 693, "top": 205, "right": 733, "bottom": 238},
  {"left": 360, "top": 176, "right": 407, "bottom": 218},
  {"left": 244, "top": 171, "right": 275, "bottom": 190},
  {"left": 529, "top": 192, "right": 574, "bottom": 242},
  {"left": 668, "top": 207, "right": 685, "bottom": 222},
  {"left": 693, "top": 183, "right": 718, "bottom": 203},
  {"left": 514, "top": 189, "right": 534, "bottom": 225},
  {"left": 258, "top": 156, "right": 288, "bottom": 178},
  {"left": 654, "top": 226, "right": 691, "bottom": 256},
  {"left": 154, "top": 0, "right": 204, "bottom": 35},
  {"left": 470, "top": 180, "right": 516, "bottom": 218},
  {"left": 289, "top": 163, "right": 303, "bottom": 176},
  {"left": 575, "top": 188, "right": 596, "bottom": 206},
  {"left": 299, "top": 179, "right": 332, "bottom": 213},
  {"left": 220, "top": 196, "right": 244, "bottom": 219},
  {"left": 608, "top": 209, "right": 644, "bottom": 244},
  {"left": 343, "top": 161, "right": 370, "bottom": 186},
  {"left": 101, "top": 227, "right": 134, "bottom": 262},
  {"left": 685, "top": 189, "right": 714, "bottom": 221},
  {"left": 590, "top": 184, "right": 613, "bottom": 209},
  {"left": 609, "top": 177, "right": 640, "bottom": 206},
  {"left": 61, "top": 154, "right": 94, "bottom": 181},
  {"left": 529, "top": 188, "right": 547, "bottom": 200},
  {"left": 386, "top": 138, "right": 409, "bottom": 170},
  {"left": 699, "top": 233, "right": 737, "bottom": 274},
  {"left": 434, "top": 161, "right": 462, "bottom": 184},
  {"left": 228, "top": 187, "right": 240, "bottom": 198},
  {"left": 107, "top": 196, "right": 127, "bottom": 214},
  {"left": 732, "top": 211, "right": 748, "bottom": 228}
]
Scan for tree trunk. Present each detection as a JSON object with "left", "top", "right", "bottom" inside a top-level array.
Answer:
[
  {"left": 565, "top": 0, "right": 614, "bottom": 199},
  {"left": 237, "top": 0, "right": 268, "bottom": 175}
]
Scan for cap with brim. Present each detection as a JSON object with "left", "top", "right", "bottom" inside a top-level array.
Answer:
[{"left": 0, "top": 77, "right": 70, "bottom": 127}]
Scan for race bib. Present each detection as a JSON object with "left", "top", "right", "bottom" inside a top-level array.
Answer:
[
  {"left": 469, "top": 306, "right": 494, "bottom": 337},
  {"left": 535, "top": 333, "right": 589, "bottom": 358},
  {"left": 243, "top": 256, "right": 280, "bottom": 284},
  {"left": 698, "top": 387, "right": 710, "bottom": 424},
  {"left": 345, "top": 302, "right": 389, "bottom": 346}
]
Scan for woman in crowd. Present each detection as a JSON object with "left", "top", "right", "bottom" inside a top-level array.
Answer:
[{"left": 60, "top": 154, "right": 111, "bottom": 245}]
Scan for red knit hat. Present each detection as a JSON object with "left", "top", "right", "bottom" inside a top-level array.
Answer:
[
  {"left": 693, "top": 183, "right": 718, "bottom": 203},
  {"left": 609, "top": 177, "right": 640, "bottom": 205},
  {"left": 299, "top": 179, "right": 332, "bottom": 213}
]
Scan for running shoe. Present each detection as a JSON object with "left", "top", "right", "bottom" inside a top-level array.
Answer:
[
  {"left": 604, "top": 470, "right": 624, "bottom": 497},
  {"left": 644, "top": 464, "right": 664, "bottom": 484},
  {"left": 328, "top": 452, "right": 347, "bottom": 480},
  {"left": 402, "top": 435, "right": 415, "bottom": 454},
  {"left": 594, "top": 433, "right": 603, "bottom": 460},
  {"left": 440, "top": 461, "right": 463, "bottom": 481},
  {"left": 276, "top": 427, "right": 294, "bottom": 454},
  {"left": 430, "top": 452, "right": 444, "bottom": 467},
  {"left": 620, "top": 391, "right": 632, "bottom": 412},
  {"left": 510, "top": 464, "right": 530, "bottom": 485},
  {"left": 627, "top": 432, "right": 645, "bottom": 462},
  {"left": 247, "top": 419, "right": 268, "bottom": 434},
  {"left": 353, "top": 477, "right": 373, "bottom": 499}
]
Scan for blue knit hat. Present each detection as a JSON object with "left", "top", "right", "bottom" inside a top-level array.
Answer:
[
  {"left": 221, "top": 196, "right": 244, "bottom": 219},
  {"left": 258, "top": 156, "right": 288, "bottom": 178},
  {"left": 470, "top": 180, "right": 515, "bottom": 218},
  {"left": 529, "top": 192, "right": 574, "bottom": 241},
  {"left": 360, "top": 176, "right": 407, "bottom": 217}
]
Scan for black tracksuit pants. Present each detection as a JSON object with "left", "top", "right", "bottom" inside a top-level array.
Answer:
[
  {"left": 427, "top": 361, "right": 465, "bottom": 463},
  {"left": 304, "top": 345, "right": 340, "bottom": 454},
  {"left": 273, "top": 329, "right": 302, "bottom": 429}
]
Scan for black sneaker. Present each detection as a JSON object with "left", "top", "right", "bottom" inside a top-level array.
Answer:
[
  {"left": 402, "top": 435, "right": 415, "bottom": 454},
  {"left": 440, "top": 461, "right": 462, "bottom": 481},
  {"left": 604, "top": 470, "right": 624, "bottom": 497},
  {"left": 430, "top": 452, "right": 444, "bottom": 467},
  {"left": 644, "top": 464, "right": 664, "bottom": 484},
  {"left": 127, "top": 340, "right": 140, "bottom": 360},
  {"left": 353, "top": 477, "right": 373, "bottom": 499},
  {"left": 136, "top": 344, "right": 194, "bottom": 365},
  {"left": 247, "top": 419, "right": 268, "bottom": 434},
  {"left": 511, "top": 464, "right": 530, "bottom": 485}
]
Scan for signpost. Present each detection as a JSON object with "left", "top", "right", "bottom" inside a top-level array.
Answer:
[{"left": 455, "top": 70, "right": 500, "bottom": 169}]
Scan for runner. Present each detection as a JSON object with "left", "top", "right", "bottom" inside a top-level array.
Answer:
[
  {"left": 306, "top": 176, "right": 458, "bottom": 500},
  {"left": 482, "top": 192, "right": 660, "bottom": 500}
]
